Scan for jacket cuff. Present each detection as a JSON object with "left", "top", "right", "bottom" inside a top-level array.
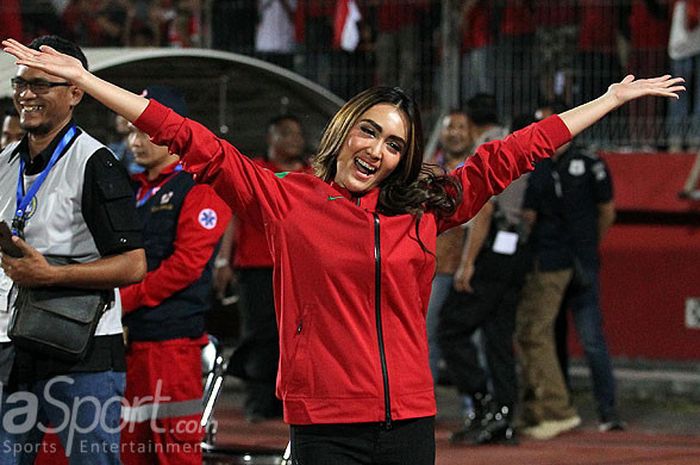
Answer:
[
  {"left": 133, "top": 99, "right": 172, "bottom": 137},
  {"left": 539, "top": 115, "right": 572, "bottom": 150},
  {"left": 119, "top": 286, "right": 140, "bottom": 314}
]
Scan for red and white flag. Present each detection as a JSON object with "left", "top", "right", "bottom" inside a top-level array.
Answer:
[{"left": 333, "top": 0, "right": 362, "bottom": 52}]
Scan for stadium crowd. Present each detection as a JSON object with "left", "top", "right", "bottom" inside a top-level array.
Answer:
[{"left": 0, "top": 1, "right": 691, "bottom": 464}]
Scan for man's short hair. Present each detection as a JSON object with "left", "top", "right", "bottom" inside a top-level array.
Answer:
[
  {"left": 465, "top": 93, "right": 499, "bottom": 126},
  {"left": 29, "top": 35, "right": 89, "bottom": 71},
  {"left": 446, "top": 108, "right": 466, "bottom": 116},
  {"left": 267, "top": 114, "right": 301, "bottom": 132}
]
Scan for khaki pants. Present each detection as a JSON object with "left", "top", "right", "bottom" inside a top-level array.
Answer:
[{"left": 516, "top": 267, "right": 577, "bottom": 425}]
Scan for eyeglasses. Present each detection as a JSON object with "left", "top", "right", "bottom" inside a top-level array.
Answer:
[{"left": 10, "top": 77, "right": 71, "bottom": 95}]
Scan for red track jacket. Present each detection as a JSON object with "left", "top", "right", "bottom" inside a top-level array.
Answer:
[{"left": 135, "top": 101, "right": 571, "bottom": 425}]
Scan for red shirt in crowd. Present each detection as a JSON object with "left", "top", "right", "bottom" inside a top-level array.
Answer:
[
  {"left": 629, "top": 0, "right": 670, "bottom": 50},
  {"left": 462, "top": 1, "right": 492, "bottom": 51},
  {"left": 578, "top": 0, "right": 619, "bottom": 53}
]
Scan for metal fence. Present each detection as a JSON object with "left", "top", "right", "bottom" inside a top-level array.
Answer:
[{"left": 3, "top": 0, "right": 695, "bottom": 150}]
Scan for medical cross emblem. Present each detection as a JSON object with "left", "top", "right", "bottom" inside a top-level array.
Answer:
[{"left": 198, "top": 208, "right": 218, "bottom": 230}]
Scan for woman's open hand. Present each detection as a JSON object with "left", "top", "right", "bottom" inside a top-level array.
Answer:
[
  {"left": 606, "top": 74, "right": 685, "bottom": 109},
  {"left": 2, "top": 38, "right": 87, "bottom": 84}
]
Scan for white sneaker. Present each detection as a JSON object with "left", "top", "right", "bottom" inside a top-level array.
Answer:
[{"left": 522, "top": 415, "right": 582, "bottom": 440}]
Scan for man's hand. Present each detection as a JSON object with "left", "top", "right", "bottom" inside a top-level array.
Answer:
[
  {"left": 213, "top": 265, "right": 236, "bottom": 300},
  {"left": 453, "top": 263, "right": 475, "bottom": 293},
  {"left": 1, "top": 237, "right": 56, "bottom": 287}
]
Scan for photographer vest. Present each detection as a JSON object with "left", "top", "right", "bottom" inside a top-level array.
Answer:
[{"left": 0, "top": 130, "right": 124, "bottom": 342}]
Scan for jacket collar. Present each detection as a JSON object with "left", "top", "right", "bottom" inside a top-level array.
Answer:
[
  {"left": 328, "top": 181, "right": 380, "bottom": 212},
  {"left": 14, "top": 120, "right": 78, "bottom": 174},
  {"left": 133, "top": 160, "right": 181, "bottom": 189}
]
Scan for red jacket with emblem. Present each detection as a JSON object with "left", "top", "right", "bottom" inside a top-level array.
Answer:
[
  {"left": 134, "top": 100, "right": 571, "bottom": 425},
  {"left": 234, "top": 159, "right": 312, "bottom": 268}
]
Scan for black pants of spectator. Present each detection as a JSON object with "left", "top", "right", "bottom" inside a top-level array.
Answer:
[
  {"left": 437, "top": 247, "right": 531, "bottom": 409},
  {"left": 228, "top": 267, "right": 282, "bottom": 419},
  {"left": 290, "top": 417, "right": 435, "bottom": 465}
]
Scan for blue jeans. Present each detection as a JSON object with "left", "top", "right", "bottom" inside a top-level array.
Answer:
[
  {"left": 0, "top": 371, "right": 125, "bottom": 465},
  {"left": 426, "top": 274, "right": 453, "bottom": 382},
  {"left": 667, "top": 56, "right": 700, "bottom": 148},
  {"left": 569, "top": 266, "right": 617, "bottom": 420}
]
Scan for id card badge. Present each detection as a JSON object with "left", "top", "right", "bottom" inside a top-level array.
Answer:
[
  {"left": 0, "top": 273, "right": 12, "bottom": 313},
  {"left": 492, "top": 231, "right": 519, "bottom": 255}
]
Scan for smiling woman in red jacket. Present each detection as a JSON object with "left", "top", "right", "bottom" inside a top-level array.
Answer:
[{"left": 3, "top": 37, "right": 684, "bottom": 465}]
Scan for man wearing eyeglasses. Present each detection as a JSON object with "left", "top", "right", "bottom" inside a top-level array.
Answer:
[{"left": 0, "top": 36, "right": 145, "bottom": 465}]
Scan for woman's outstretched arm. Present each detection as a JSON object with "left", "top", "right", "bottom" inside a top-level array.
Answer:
[
  {"left": 559, "top": 74, "right": 685, "bottom": 137},
  {"left": 437, "top": 74, "right": 684, "bottom": 233},
  {"left": 3, "top": 38, "right": 293, "bottom": 223},
  {"left": 3, "top": 39, "right": 148, "bottom": 122}
]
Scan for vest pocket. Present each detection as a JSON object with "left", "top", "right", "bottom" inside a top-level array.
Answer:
[{"left": 97, "top": 177, "right": 141, "bottom": 232}]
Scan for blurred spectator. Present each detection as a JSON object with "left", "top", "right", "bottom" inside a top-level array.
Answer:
[
  {"left": 0, "top": 0, "right": 23, "bottom": 43},
  {"left": 167, "top": 0, "right": 203, "bottom": 47},
  {"left": 124, "top": 0, "right": 160, "bottom": 46},
  {"left": 374, "top": 0, "right": 427, "bottom": 93},
  {"left": 575, "top": 0, "right": 625, "bottom": 146},
  {"left": 295, "top": 0, "right": 335, "bottom": 89},
  {"left": 1, "top": 108, "right": 23, "bottom": 150},
  {"left": 575, "top": 0, "right": 624, "bottom": 105},
  {"left": 107, "top": 113, "right": 144, "bottom": 175},
  {"left": 516, "top": 144, "right": 579, "bottom": 440},
  {"left": 22, "top": 0, "right": 62, "bottom": 40},
  {"left": 224, "top": 115, "right": 310, "bottom": 422},
  {"left": 439, "top": 95, "right": 523, "bottom": 446},
  {"left": 533, "top": 0, "right": 577, "bottom": 105},
  {"left": 494, "top": 0, "right": 536, "bottom": 120},
  {"left": 460, "top": 0, "right": 495, "bottom": 104},
  {"left": 62, "top": 0, "right": 92, "bottom": 45},
  {"left": 128, "top": 24, "right": 159, "bottom": 47},
  {"left": 212, "top": 0, "right": 257, "bottom": 53},
  {"left": 94, "top": 0, "right": 131, "bottom": 46},
  {"left": 255, "top": 0, "right": 298, "bottom": 68},
  {"left": 626, "top": 0, "right": 671, "bottom": 148},
  {"left": 667, "top": 0, "right": 700, "bottom": 151},
  {"left": 517, "top": 102, "right": 623, "bottom": 440},
  {"left": 424, "top": 110, "right": 472, "bottom": 383},
  {"left": 62, "top": 0, "right": 130, "bottom": 46}
]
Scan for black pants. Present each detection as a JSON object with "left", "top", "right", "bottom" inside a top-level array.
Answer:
[
  {"left": 290, "top": 417, "right": 435, "bottom": 465},
  {"left": 227, "top": 267, "right": 281, "bottom": 417},
  {"left": 437, "top": 247, "right": 531, "bottom": 408}
]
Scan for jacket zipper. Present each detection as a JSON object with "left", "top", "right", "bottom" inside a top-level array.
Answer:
[{"left": 373, "top": 213, "right": 392, "bottom": 428}]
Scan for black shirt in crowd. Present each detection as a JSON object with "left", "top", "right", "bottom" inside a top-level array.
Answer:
[{"left": 524, "top": 146, "right": 614, "bottom": 271}]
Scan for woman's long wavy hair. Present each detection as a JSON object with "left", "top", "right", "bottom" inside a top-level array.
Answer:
[{"left": 313, "top": 87, "right": 462, "bottom": 217}]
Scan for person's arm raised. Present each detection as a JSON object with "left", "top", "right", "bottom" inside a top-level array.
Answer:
[
  {"left": 3, "top": 38, "right": 291, "bottom": 223},
  {"left": 3, "top": 39, "right": 148, "bottom": 122},
  {"left": 559, "top": 74, "right": 685, "bottom": 138}
]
